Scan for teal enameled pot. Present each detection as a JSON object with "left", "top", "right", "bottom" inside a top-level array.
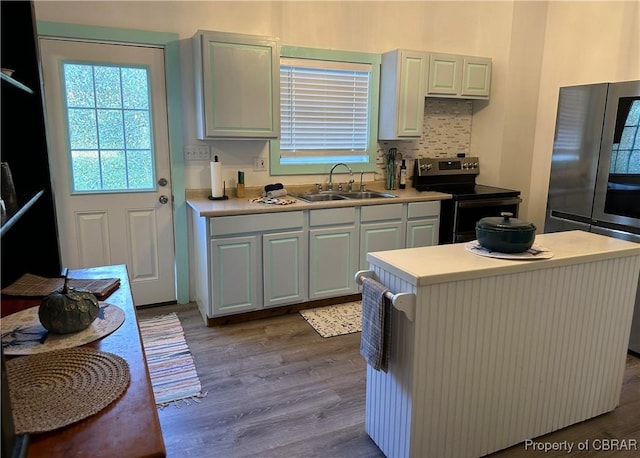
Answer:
[{"left": 475, "top": 212, "right": 536, "bottom": 253}]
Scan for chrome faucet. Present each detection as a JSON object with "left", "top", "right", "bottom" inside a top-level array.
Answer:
[{"left": 328, "top": 163, "right": 354, "bottom": 191}]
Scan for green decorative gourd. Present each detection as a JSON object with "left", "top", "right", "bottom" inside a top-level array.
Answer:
[{"left": 38, "top": 269, "right": 100, "bottom": 334}]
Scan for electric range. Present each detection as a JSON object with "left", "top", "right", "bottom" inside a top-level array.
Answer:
[{"left": 413, "top": 156, "right": 522, "bottom": 244}]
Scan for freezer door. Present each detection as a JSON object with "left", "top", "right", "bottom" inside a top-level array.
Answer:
[
  {"left": 630, "top": 275, "right": 640, "bottom": 355},
  {"left": 591, "top": 225, "right": 640, "bottom": 354},
  {"left": 545, "top": 210, "right": 591, "bottom": 233},
  {"left": 545, "top": 83, "right": 608, "bottom": 230}
]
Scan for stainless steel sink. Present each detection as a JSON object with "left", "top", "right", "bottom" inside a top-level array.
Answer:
[
  {"left": 295, "top": 193, "right": 349, "bottom": 202},
  {"left": 295, "top": 190, "right": 396, "bottom": 202},
  {"left": 337, "top": 191, "right": 397, "bottom": 199}
]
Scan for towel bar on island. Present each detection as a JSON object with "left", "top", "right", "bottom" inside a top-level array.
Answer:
[{"left": 355, "top": 270, "right": 416, "bottom": 322}]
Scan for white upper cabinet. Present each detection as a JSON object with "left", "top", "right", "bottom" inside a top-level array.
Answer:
[
  {"left": 193, "top": 30, "right": 280, "bottom": 139},
  {"left": 378, "top": 49, "right": 427, "bottom": 139},
  {"left": 460, "top": 56, "right": 492, "bottom": 98},
  {"left": 426, "top": 53, "right": 461, "bottom": 97},
  {"left": 426, "top": 52, "right": 491, "bottom": 100}
]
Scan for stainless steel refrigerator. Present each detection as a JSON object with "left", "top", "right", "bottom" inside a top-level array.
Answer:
[{"left": 544, "top": 80, "right": 640, "bottom": 353}]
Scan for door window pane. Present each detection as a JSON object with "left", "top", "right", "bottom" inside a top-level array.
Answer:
[
  {"left": 68, "top": 108, "right": 98, "bottom": 149},
  {"left": 94, "top": 66, "right": 122, "bottom": 108},
  {"left": 63, "top": 63, "right": 155, "bottom": 193},
  {"left": 97, "top": 109, "right": 125, "bottom": 149},
  {"left": 64, "top": 65, "right": 95, "bottom": 107},
  {"left": 124, "top": 111, "right": 151, "bottom": 149},
  {"left": 127, "top": 150, "right": 154, "bottom": 189},
  {"left": 71, "top": 150, "right": 100, "bottom": 191}
]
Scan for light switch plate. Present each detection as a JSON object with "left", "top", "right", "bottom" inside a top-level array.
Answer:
[{"left": 184, "top": 145, "right": 210, "bottom": 161}]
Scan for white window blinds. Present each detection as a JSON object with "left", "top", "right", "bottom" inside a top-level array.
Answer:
[{"left": 280, "top": 58, "right": 371, "bottom": 164}]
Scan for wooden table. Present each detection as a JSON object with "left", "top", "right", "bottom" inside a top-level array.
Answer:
[{"left": 1, "top": 264, "right": 166, "bottom": 458}]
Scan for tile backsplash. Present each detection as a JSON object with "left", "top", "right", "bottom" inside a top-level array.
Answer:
[{"left": 376, "top": 99, "right": 473, "bottom": 178}]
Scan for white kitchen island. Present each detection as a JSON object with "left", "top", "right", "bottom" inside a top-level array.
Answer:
[{"left": 363, "top": 230, "right": 640, "bottom": 458}]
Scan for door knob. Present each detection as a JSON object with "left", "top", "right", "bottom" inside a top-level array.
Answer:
[
  {"left": 159, "top": 195, "right": 169, "bottom": 204},
  {"left": 158, "top": 178, "right": 168, "bottom": 187}
]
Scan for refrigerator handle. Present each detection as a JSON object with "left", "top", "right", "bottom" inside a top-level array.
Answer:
[{"left": 549, "top": 210, "right": 592, "bottom": 225}]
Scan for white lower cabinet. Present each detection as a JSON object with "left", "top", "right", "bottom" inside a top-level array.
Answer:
[
  {"left": 406, "top": 219, "right": 438, "bottom": 247},
  {"left": 359, "top": 203, "right": 405, "bottom": 269},
  {"left": 263, "top": 230, "right": 307, "bottom": 308},
  {"left": 210, "top": 235, "right": 260, "bottom": 315},
  {"left": 190, "top": 200, "right": 441, "bottom": 320},
  {"left": 406, "top": 201, "right": 440, "bottom": 248},
  {"left": 309, "top": 207, "right": 358, "bottom": 299},
  {"left": 205, "top": 211, "right": 306, "bottom": 317}
]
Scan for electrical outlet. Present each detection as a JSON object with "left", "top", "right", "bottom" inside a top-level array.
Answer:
[
  {"left": 184, "top": 145, "right": 210, "bottom": 161},
  {"left": 253, "top": 157, "right": 267, "bottom": 171}
]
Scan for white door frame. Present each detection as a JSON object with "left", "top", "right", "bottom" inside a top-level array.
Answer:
[{"left": 37, "top": 21, "right": 189, "bottom": 304}]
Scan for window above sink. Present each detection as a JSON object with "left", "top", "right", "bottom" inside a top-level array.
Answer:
[{"left": 270, "top": 46, "right": 381, "bottom": 176}]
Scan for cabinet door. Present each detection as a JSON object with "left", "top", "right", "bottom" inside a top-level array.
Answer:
[
  {"left": 426, "top": 53, "right": 460, "bottom": 97},
  {"left": 396, "top": 50, "right": 427, "bottom": 137},
  {"left": 210, "top": 235, "right": 260, "bottom": 316},
  {"left": 379, "top": 49, "right": 426, "bottom": 139},
  {"left": 460, "top": 56, "right": 491, "bottom": 98},
  {"left": 309, "top": 226, "right": 358, "bottom": 299},
  {"left": 263, "top": 230, "right": 307, "bottom": 308},
  {"left": 406, "top": 217, "right": 439, "bottom": 248},
  {"left": 359, "top": 221, "right": 404, "bottom": 269},
  {"left": 195, "top": 31, "right": 279, "bottom": 139}
]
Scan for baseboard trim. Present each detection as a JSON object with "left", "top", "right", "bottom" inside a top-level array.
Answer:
[{"left": 206, "top": 294, "right": 362, "bottom": 327}]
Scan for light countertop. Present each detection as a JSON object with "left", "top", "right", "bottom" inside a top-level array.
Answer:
[
  {"left": 186, "top": 185, "right": 451, "bottom": 217},
  {"left": 367, "top": 230, "right": 640, "bottom": 286}
]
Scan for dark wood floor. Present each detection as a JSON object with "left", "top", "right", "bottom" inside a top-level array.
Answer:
[{"left": 137, "top": 303, "right": 640, "bottom": 458}]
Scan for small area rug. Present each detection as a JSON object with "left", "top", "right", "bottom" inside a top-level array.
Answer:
[
  {"left": 139, "top": 312, "right": 206, "bottom": 407},
  {"left": 299, "top": 301, "right": 362, "bottom": 337}
]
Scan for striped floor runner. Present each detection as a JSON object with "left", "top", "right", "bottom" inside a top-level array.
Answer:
[{"left": 139, "top": 312, "right": 205, "bottom": 407}]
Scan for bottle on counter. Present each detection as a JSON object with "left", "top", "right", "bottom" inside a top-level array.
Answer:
[{"left": 399, "top": 159, "right": 407, "bottom": 189}]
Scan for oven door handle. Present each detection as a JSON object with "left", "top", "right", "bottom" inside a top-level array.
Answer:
[{"left": 456, "top": 197, "right": 522, "bottom": 208}]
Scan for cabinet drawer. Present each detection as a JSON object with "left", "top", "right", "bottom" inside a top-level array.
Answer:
[
  {"left": 309, "top": 207, "right": 357, "bottom": 227},
  {"left": 361, "top": 203, "right": 404, "bottom": 222},
  {"left": 210, "top": 211, "right": 304, "bottom": 236},
  {"left": 407, "top": 201, "right": 440, "bottom": 219}
]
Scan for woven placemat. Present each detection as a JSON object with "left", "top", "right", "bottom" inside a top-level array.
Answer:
[
  {"left": 5, "top": 347, "right": 131, "bottom": 434},
  {"left": 1, "top": 303, "right": 126, "bottom": 356}
]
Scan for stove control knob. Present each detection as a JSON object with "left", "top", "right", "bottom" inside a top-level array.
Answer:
[
  {"left": 462, "top": 162, "right": 469, "bottom": 169},
  {"left": 473, "top": 162, "right": 478, "bottom": 169}
]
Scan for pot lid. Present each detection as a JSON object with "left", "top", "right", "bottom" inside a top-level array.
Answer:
[{"left": 476, "top": 212, "right": 536, "bottom": 232}]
